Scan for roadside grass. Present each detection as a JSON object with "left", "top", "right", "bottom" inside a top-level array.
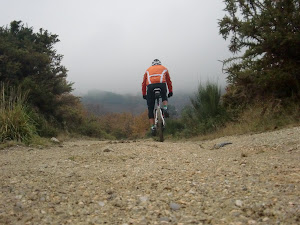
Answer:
[
  {"left": 0, "top": 140, "right": 21, "bottom": 150},
  {"left": 191, "top": 100, "right": 300, "bottom": 141},
  {"left": 0, "top": 83, "right": 36, "bottom": 143},
  {"left": 0, "top": 135, "right": 55, "bottom": 150}
]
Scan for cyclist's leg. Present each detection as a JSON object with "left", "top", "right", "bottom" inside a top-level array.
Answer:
[
  {"left": 147, "top": 102, "right": 155, "bottom": 124},
  {"left": 159, "top": 83, "right": 169, "bottom": 117},
  {"left": 146, "top": 85, "right": 156, "bottom": 133}
]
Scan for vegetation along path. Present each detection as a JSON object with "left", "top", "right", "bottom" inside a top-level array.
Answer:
[{"left": 0, "top": 126, "right": 299, "bottom": 224}]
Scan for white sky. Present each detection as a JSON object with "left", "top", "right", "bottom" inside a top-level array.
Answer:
[{"left": 1, "top": 0, "right": 231, "bottom": 95}]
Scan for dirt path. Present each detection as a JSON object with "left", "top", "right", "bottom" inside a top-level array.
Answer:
[{"left": 0, "top": 126, "right": 299, "bottom": 224}]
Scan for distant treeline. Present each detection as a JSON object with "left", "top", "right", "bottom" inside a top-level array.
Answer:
[{"left": 81, "top": 90, "right": 191, "bottom": 116}]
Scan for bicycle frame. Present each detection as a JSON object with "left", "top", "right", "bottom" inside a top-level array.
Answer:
[
  {"left": 153, "top": 88, "right": 165, "bottom": 142},
  {"left": 154, "top": 97, "right": 166, "bottom": 128}
]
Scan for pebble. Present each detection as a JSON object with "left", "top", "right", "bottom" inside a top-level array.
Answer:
[
  {"left": 262, "top": 217, "right": 269, "bottom": 222},
  {"left": 235, "top": 200, "right": 243, "bottom": 207},
  {"left": 230, "top": 209, "right": 241, "bottom": 217},
  {"left": 83, "top": 190, "right": 90, "bottom": 197},
  {"left": 103, "top": 147, "right": 113, "bottom": 152},
  {"left": 50, "top": 137, "right": 60, "bottom": 143},
  {"left": 170, "top": 202, "right": 181, "bottom": 210},
  {"left": 78, "top": 201, "right": 84, "bottom": 207},
  {"left": 15, "top": 195, "right": 23, "bottom": 199},
  {"left": 98, "top": 201, "right": 105, "bottom": 207},
  {"left": 159, "top": 217, "right": 171, "bottom": 222},
  {"left": 139, "top": 196, "right": 148, "bottom": 203},
  {"left": 242, "top": 186, "right": 248, "bottom": 191}
]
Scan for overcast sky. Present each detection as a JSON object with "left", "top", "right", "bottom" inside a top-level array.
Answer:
[{"left": 1, "top": 0, "right": 231, "bottom": 95}]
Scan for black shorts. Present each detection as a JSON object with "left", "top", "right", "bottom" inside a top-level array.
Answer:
[{"left": 146, "top": 83, "right": 167, "bottom": 119}]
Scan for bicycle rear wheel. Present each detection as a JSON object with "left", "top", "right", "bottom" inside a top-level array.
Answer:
[{"left": 156, "top": 109, "right": 164, "bottom": 142}]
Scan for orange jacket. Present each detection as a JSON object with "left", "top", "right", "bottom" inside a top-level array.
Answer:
[{"left": 142, "top": 65, "right": 173, "bottom": 96}]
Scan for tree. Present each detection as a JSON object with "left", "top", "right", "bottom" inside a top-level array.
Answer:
[
  {"left": 219, "top": 0, "right": 300, "bottom": 105},
  {"left": 0, "top": 21, "right": 73, "bottom": 118}
]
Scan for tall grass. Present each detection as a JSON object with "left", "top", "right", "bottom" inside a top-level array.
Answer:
[{"left": 0, "top": 83, "right": 36, "bottom": 143}]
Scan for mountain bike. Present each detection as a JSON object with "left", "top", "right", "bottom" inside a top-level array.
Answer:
[{"left": 153, "top": 88, "right": 166, "bottom": 142}]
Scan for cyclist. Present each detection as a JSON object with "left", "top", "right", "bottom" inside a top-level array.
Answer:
[{"left": 142, "top": 59, "right": 173, "bottom": 135}]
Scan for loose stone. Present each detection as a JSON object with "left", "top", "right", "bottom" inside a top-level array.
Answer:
[
  {"left": 170, "top": 202, "right": 181, "bottom": 210},
  {"left": 235, "top": 200, "right": 243, "bottom": 207}
]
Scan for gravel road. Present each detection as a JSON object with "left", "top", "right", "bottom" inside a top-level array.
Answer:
[{"left": 1, "top": 126, "right": 299, "bottom": 225}]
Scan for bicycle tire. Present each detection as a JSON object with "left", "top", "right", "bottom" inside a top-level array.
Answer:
[{"left": 157, "top": 109, "right": 164, "bottom": 142}]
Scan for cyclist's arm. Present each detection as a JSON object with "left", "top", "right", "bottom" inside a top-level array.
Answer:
[
  {"left": 142, "top": 72, "right": 147, "bottom": 96},
  {"left": 165, "top": 71, "right": 173, "bottom": 93}
]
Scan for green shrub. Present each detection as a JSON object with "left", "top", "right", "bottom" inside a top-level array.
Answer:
[
  {"left": 181, "top": 82, "right": 228, "bottom": 135},
  {"left": 30, "top": 112, "right": 59, "bottom": 137},
  {"left": 164, "top": 119, "right": 185, "bottom": 137},
  {"left": 0, "top": 83, "right": 36, "bottom": 143},
  {"left": 78, "top": 117, "right": 113, "bottom": 139}
]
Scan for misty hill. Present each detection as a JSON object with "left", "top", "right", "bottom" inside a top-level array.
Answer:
[{"left": 80, "top": 90, "right": 192, "bottom": 116}]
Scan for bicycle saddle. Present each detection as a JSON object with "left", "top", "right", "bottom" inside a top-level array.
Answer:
[{"left": 153, "top": 88, "right": 161, "bottom": 99}]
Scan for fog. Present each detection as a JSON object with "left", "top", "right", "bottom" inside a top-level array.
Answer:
[{"left": 1, "top": 0, "right": 231, "bottom": 95}]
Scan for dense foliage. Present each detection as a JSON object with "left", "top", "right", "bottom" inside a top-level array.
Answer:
[
  {"left": 0, "top": 21, "right": 75, "bottom": 124},
  {"left": 219, "top": 0, "right": 300, "bottom": 106},
  {"left": 0, "top": 21, "right": 103, "bottom": 141}
]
